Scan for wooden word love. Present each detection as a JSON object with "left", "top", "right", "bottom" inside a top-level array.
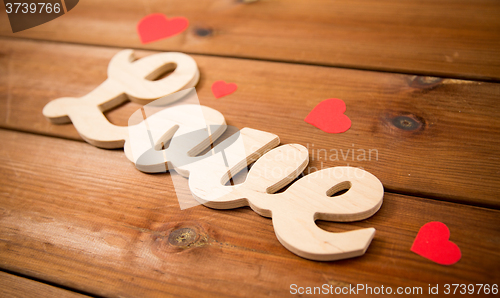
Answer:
[{"left": 43, "top": 50, "right": 384, "bottom": 261}]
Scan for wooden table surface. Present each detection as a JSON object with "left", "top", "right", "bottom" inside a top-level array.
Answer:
[{"left": 0, "top": 1, "right": 499, "bottom": 297}]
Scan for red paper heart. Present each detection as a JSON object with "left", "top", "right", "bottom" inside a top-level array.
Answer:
[
  {"left": 137, "top": 14, "right": 189, "bottom": 44},
  {"left": 211, "top": 81, "right": 238, "bottom": 98},
  {"left": 304, "top": 98, "right": 351, "bottom": 133},
  {"left": 411, "top": 222, "right": 461, "bottom": 265}
]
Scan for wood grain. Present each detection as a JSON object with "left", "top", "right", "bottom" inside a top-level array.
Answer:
[
  {"left": 0, "top": 0, "right": 499, "bottom": 80},
  {"left": 0, "top": 38, "right": 499, "bottom": 208},
  {"left": 0, "top": 271, "right": 90, "bottom": 298},
  {"left": 0, "top": 128, "right": 498, "bottom": 297}
]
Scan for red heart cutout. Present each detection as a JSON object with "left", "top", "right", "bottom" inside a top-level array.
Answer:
[
  {"left": 411, "top": 222, "right": 461, "bottom": 265},
  {"left": 137, "top": 14, "right": 189, "bottom": 44},
  {"left": 212, "top": 81, "right": 238, "bottom": 98},
  {"left": 304, "top": 98, "right": 351, "bottom": 133}
]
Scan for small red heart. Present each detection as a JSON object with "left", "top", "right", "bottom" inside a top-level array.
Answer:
[
  {"left": 411, "top": 222, "right": 461, "bottom": 265},
  {"left": 211, "top": 81, "right": 238, "bottom": 98},
  {"left": 304, "top": 98, "right": 351, "bottom": 133},
  {"left": 137, "top": 14, "right": 189, "bottom": 44}
]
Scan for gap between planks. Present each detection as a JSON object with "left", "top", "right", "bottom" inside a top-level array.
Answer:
[
  {"left": 0, "top": 127, "right": 498, "bottom": 212},
  {"left": 1, "top": 35, "right": 498, "bottom": 84},
  {"left": 0, "top": 269, "right": 97, "bottom": 298}
]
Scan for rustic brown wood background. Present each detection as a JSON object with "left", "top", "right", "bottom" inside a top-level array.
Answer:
[{"left": 0, "top": 0, "right": 499, "bottom": 297}]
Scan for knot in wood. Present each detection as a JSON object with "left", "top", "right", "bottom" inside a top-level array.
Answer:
[
  {"left": 168, "top": 228, "right": 197, "bottom": 247},
  {"left": 391, "top": 115, "right": 422, "bottom": 131},
  {"left": 193, "top": 27, "right": 213, "bottom": 37}
]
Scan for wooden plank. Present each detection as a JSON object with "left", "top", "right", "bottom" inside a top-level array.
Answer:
[
  {"left": 0, "top": 38, "right": 499, "bottom": 208},
  {"left": 0, "top": 128, "right": 499, "bottom": 297},
  {"left": 0, "top": 271, "right": 90, "bottom": 298},
  {"left": 0, "top": 0, "right": 499, "bottom": 80}
]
